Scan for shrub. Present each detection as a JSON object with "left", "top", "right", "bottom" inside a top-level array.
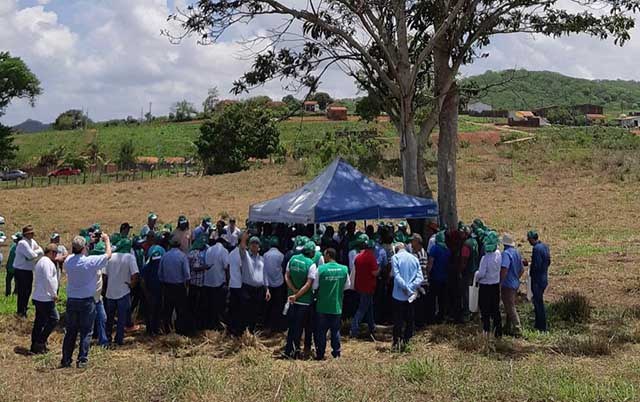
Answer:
[
  {"left": 553, "top": 335, "right": 611, "bottom": 356},
  {"left": 196, "top": 103, "right": 280, "bottom": 175},
  {"left": 550, "top": 292, "right": 592, "bottom": 323}
]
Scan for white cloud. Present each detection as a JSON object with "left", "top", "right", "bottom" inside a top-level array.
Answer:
[{"left": 2, "top": 0, "right": 640, "bottom": 126}]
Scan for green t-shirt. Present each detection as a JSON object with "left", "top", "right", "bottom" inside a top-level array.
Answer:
[
  {"left": 315, "top": 261, "right": 349, "bottom": 315},
  {"left": 312, "top": 250, "right": 322, "bottom": 266},
  {"left": 287, "top": 254, "right": 315, "bottom": 305},
  {"left": 464, "top": 237, "right": 480, "bottom": 274},
  {"left": 6, "top": 244, "right": 17, "bottom": 273}
]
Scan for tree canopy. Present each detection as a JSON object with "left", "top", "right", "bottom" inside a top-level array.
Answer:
[{"left": 0, "top": 51, "right": 42, "bottom": 116}]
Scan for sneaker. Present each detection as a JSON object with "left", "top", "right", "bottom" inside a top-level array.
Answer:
[
  {"left": 76, "top": 361, "right": 88, "bottom": 369},
  {"left": 59, "top": 362, "right": 72, "bottom": 369}
]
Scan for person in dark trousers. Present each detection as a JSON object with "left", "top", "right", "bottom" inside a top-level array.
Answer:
[
  {"left": 141, "top": 244, "right": 165, "bottom": 335},
  {"left": 426, "top": 231, "right": 451, "bottom": 324},
  {"left": 476, "top": 232, "right": 502, "bottom": 338},
  {"left": 61, "top": 234, "right": 112, "bottom": 368},
  {"left": 391, "top": 243, "right": 423, "bottom": 349},
  {"left": 350, "top": 235, "right": 380, "bottom": 338},
  {"left": 284, "top": 241, "right": 317, "bottom": 358},
  {"left": 158, "top": 237, "right": 191, "bottom": 335},
  {"left": 30, "top": 244, "right": 60, "bottom": 354},
  {"left": 203, "top": 238, "right": 229, "bottom": 330},
  {"left": 4, "top": 232, "right": 21, "bottom": 297},
  {"left": 313, "top": 248, "right": 349, "bottom": 360},
  {"left": 526, "top": 230, "right": 551, "bottom": 332},
  {"left": 237, "top": 235, "right": 271, "bottom": 334},
  {"left": 263, "top": 237, "right": 286, "bottom": 332},
  {"left": 409, "top": 234, "right": 429, "bottom": 328},
  {"left": 13, "top": 225, "right": 43, "bottom": 317}
]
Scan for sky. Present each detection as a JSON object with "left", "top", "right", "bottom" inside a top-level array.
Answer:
[{"left": 1, "top": 0, "right": 639, "bottom": 125}]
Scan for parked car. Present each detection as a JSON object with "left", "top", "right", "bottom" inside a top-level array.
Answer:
[
  {"left": 0, "top": 170, "right": 28, "bottom": 181},
  {"left": 48, "top": 167, "right": 81, "bottom": 177}
]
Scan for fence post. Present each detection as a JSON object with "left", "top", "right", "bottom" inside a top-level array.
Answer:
[
  {"left": 83, "top": 172, "right": 86, "bottom": 184},
  {"left": 31, "top": 176, "right": 34, "bottom": 187},
  {"left": 57, "top": 176, "right": 60, "bottom": 186},
  {"left": 48, "top": 176, "right": 51, "bottom": 186}
]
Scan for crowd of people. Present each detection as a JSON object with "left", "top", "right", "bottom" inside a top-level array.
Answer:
[{"left": 0, "top": 213, "right": 551, "bottom": 367}]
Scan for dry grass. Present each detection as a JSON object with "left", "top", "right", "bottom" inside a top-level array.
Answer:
[{"left": 1, "top": 142, "right": 640, "bottom": 401}]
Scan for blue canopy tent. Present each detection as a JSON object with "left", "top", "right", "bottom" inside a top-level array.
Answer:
[{"left": 248, "top": 158, "right": 438, "bottom": 224}]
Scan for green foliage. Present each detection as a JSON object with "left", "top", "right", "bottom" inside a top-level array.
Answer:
[
  {"left": 171, "top": 100, "right": 197, "bottom": 122},
  {"left": 0, "top": 51, "right": 42, "bottom": 115},
  {"left": 551, "top": 292, "right": 592, "bottom": 324},
  {"left": 355, "top": 95, "right": 382, "bottom": 122},
  {"left": 311, "top": 92, "right": 333, "bottom": 110},
  {"left": 37, "top": 145, "right": 66, "bottom": 169},
  {"left": 466, "top": 69, "right": 640, "bottom": 111},
  {"left": 282, "top": 94, "right": 301, "bottom": 112},
  {"left": 53, "top": 109, "right": 90, "bottom": 130},
  {"left": 63, "top": 153, "right": 88, "bottom": 170},
  {"left": 117, "top": 140, "right": 137, "bottom": 170},
  {"left": 0, "top": 123, "right": 18, "bottom": 168},
  {"left": 196, "top": 103, "right": 280, "bottom": 175}
]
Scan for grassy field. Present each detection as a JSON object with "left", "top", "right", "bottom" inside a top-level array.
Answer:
[
  {"left": 0, "top": 126, "right": 639, "bottom": 401},
  {"left": 11, "top": 116, "right": 497, "bottom": 167}
]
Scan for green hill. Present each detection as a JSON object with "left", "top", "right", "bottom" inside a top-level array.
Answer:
[{"left": 464, "top": 69, "right": 640, "bottom": 112}]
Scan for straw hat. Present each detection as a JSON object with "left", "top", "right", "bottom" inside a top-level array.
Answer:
[{"left": 502, "top": 233, "right": 516, "bottom": 247}]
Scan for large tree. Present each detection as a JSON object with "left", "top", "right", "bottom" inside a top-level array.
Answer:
[
  {"left": 0, "top": 52, "right": 43, "bottom": 168},
  {"left": 167, "top": 0, "right": 636, "bottom": 227}
]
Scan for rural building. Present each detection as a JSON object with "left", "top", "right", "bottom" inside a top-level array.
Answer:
[
  {"left": 303, "top": 101, "right": 319, "bottom": 113},
  {"left": 267, "top": 101, "right": 286, "bottom": 109},
  {"left": 508, "top": 111, "right": 544, "bottom": 127},
  {"left": 617, "top": 116, "right": 640, "bottom": 129},
  {"left": 533, "top": 104, "right": 604, "bottom": 118},
  {"left": 467, "top": 101, "right": 493, "bottom": 114},
  {"left": 215, "top": 99, "right": 239, "bottom": 113},
  {"left": 586, "top": 114, "right": 607, "bottom": 125},
  {"left": 327, "top": 106, "right": 348, "bottom": 121}
]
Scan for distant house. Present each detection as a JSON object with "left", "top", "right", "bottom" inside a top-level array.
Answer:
[
  {"left": 327, "top": 106, "right": 348, "bottom": 121},
  {"left": 617, "top": 116, "right": 640, "bottom": 129},
  {"left": 585, "top": 114, "right": 607, "bottom": 125},
  {"left": 533, "top": 104, "right": 604, "bottom": 118},
  {"left": 215, "top": 99, "right": 239, "bottom": 113},
  {"left": 303, "top": 101, "right": 319, "bottom": 113},
  {"left": 467, "top": 102, "right": 493, "bottom": 114},
  {"left": 508, "top": 111, "right": 544, "bottom": 127}
]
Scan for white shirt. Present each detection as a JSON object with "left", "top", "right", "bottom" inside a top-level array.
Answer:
[
  {"left": 228, "top": 248, "right": 242, "bottom": 289},
  {"left": 14, "top": 238, "right": 43, "bottom": 271},
  {"left": 204, "top": 243, "right": 229, "bottom": 287},
  {"left": 104, "top": 253, "right": 139, "bottom": 300},
  {"left": 64, "top": 254, "right": 110, "bottom": 299},
  {"left": 263, "top": 247, "right": 285, "bottom": 288},
  {"left": 32, "top": 256, "right": 58, "bottom": 302},
  {"left": 222, "top": 225, "right": 241, "bottom": 247},
  {"left": 348, "top": 249, "right": 358, "bottom": 273},
  {"left": 476, "top": 250, "right": 502, "bottom": 285},
  {"left": 240, "top": 249, "right": 267, "bottom": 287},
  {"left": 427, "top": 234, "right": 436, "bottom": 255}
]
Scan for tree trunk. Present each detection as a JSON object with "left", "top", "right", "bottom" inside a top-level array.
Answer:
[{"left": 437, "top": 85, "right": 459, "bottom": 229}]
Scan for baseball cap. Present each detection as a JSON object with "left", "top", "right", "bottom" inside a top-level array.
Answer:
[
  {"left": 11, "top": 232, "right": 22, "bottom": 241},
  {"left": 50, "top": 232, "right": 60, "bottom": 240},
  {"left": 303, "top": 241, "right": 316, "bottom": 254},
  {"left": 148, "top": 212, "right": 158, "bottom": 220},
  {"left": 0, "top": 216, "right": 5, "bottom": 225},
  {"left": 178, "top": 215, "right": 188, "bottom": 225},
  {"left": 249, "top": 236, "right": 261, "bottom": 245}
]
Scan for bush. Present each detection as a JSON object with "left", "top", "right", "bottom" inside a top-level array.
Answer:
[
  {"left": 553, "top": 335, "right": 611, "bottom": 356},
  {"left": 197, "top": 103, "right": 280, "bottom": 175},
  {"left": 550, "top": 292, "right": 592, "bottom": 323}
]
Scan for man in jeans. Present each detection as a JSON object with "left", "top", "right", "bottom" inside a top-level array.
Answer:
[
  {"left": 61, "top": 234, "right": 112, "bottom": 368},
  {"left": 350, "top": 235, "right": 380, "bottom": 339},
  {"left": 104, "top": 239, "right": 139, "bottom": 345},
  {"left": 14, "top": 225, "right": 43, "bottom": 317},
  {"left": 30, "top": 244, "right": 60, "bottom": 354},
  {"left": 526, "top": 231, "right": 551, "bottom": 332},
  {"left": 391, "top": 243, "right": 423, "bottom": 349},
  {"left": 500, "top": 233, "right": 524, "bottom": 337},
  {"left": 313, "top": 248, "right": 349, "bottom": 360}
]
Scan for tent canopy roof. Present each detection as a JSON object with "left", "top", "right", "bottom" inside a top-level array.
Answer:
[{"left": 248, "top": 158, "right": 438, "bottom": 224}]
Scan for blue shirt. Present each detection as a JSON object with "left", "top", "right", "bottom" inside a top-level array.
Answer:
[
  {"left": 375, "top": 244, "right": 388, "bottom": 268},
  {"left": 64, "top": 254, "right": 110, "bottom": 299},
  {"left": 391, "top": 249, "right": 423, "bottom": 301},
  {"left": 158, "top": 248, "right": 190, "bottom": 284},
  {"left": 530, "top": 241, "right": 550, "bottom": 286},
  {"left": 429, "top": 244, "right": 451, "bottom": 284},
  {"left": 501, "top": 246, "right": 523, "bottom": 289}
]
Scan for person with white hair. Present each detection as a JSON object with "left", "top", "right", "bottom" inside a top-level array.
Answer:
[{"left": 61, "top": 234, "right": 112, "bottom": 368}]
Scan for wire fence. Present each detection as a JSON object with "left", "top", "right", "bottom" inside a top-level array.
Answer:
[{"left": 0, "top": 168, "right": 199, "bottom": 191}]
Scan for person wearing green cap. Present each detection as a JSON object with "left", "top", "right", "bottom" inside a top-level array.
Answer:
[
  {"left": 476, "top": 231, "right": 502, "bottom": 338},
  {"left": 526, "top": 231, "right": 550, "bottom": 332},
  {"left": 187, "top": 235, "right": 210, "bottom": 332},
  {"left": 4, "top": 232, "right": 21, "bottom": 296},
  {"left": 140, "top": 213, "right": 158, "bottom": 238},
  {"left": 237, "top": 234, "right": 271, "bottom": 334},
  {"left": 394, "top": 221, "right": 411, "bottom": 244},
  {"left": 283, "top": 240, "right": 318, "bottom": 358},
  {"left": 350, "top": 235, "right": 380, "bottom": 338},
  {"left": 312, "top": 247, "right": 350, "bottom": 359},
  {"left": 104, "top": 239, "right": 139, "bottom": 345},
  {"left": 460, "top": 226, "right": 480, "bottom": 320},
  {"left": 263, "top": 236, "right": 285, "bottom": 332},
  {"left": 426, "top": 231, "right": 451, "bottom": 324}
]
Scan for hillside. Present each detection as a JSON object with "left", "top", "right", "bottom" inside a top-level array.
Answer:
[
  {"left": 12, "top": 119, "right": 51, "bottom": 133},
  {"left": 465, "top": 69, "right": 640, "bottom": 111}
]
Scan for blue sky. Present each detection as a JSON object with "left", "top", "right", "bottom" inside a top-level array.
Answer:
[{"left": 2, "top": 0, "right": 639, "bottom": 125}]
